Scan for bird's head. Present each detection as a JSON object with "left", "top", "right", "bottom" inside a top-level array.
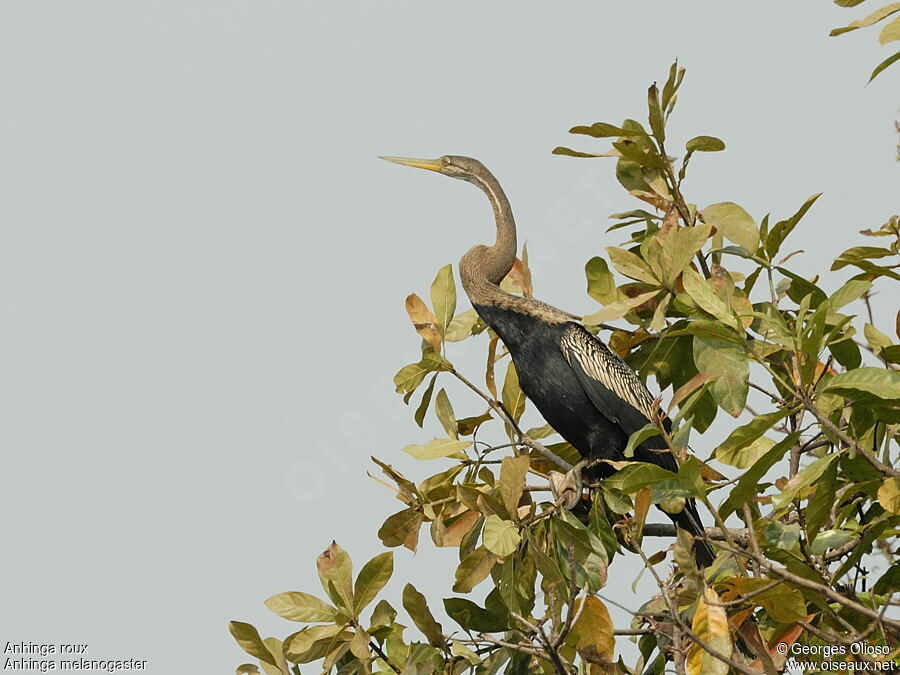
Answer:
[{"left": 380, "top": 155, "right": 487, "bottom": 183}]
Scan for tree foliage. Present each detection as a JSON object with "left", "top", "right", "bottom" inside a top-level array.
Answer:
[
  {"left": 829, "top": 0, "right": 900, "bottom": 81},
  {"left": 231, "top": 63, "right": 900, "bottom": 674}
]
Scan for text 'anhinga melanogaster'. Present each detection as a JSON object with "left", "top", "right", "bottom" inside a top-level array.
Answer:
[{"left": 382, "top": 154, "right": 715, "bottom": 567}]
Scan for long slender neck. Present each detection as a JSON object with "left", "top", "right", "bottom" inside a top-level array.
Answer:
[
  {"left": 459, "top": 168, "right": 575, "bottom": 325},
  {"left": 460, "top": 171, "right": 516, "bottom": 288}
]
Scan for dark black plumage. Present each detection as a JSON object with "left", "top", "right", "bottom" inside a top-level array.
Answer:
[{"left": 476, "top": 303, "right": 715, "bottom": 568}]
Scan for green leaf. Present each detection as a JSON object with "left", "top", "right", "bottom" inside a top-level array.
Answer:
[
  {"left": 717, "top": 435, "right": 775, "bottom": 470},
  {"left": 865, "top": 323, "right": 894, "bottom": 353},
  {"left": 582, "top": 289, "right": 661, "bottom": 325},
  {"left": 700, "top": 202, "right": 758, "bottom": 254},
  {"left": 661, "top": 61, "right": 685, "bottom": 112},
  {"left": 613, "top": 140, "right": 667, "bottom": 170},
  {"left": 402, "top": 583, "right": 446, "bottom": 648},
  {"left": 393, "top": 351, "right": 452, "bottom": 398},
  {"left": 378, "top": 508, "right": 423, "bottom": 548},
  {"left": 585, "top": 256, "right": 617, "bottom": 304},
  {"left": 686, "top": 135, "right": 725, "bottom": 152},
  {"left": 830, "top": 2, "right": 900, "bottom": 36},
  {"left": 502, "top": 362, "right": 526, "bottom": 425},
  {"left": 659, "top": 223, "right": 712, "bottom": 285},
  {"left": 445, "top": 309, "right": 480, "bottom": 342},
  {"left": 525, "top": 423, "right": 557, "bottom": 440},
  {"left": 765, "top": 193, "right": 822, "bottom": 258},
  {"left": 756, "top": 584, "right": 807, "bottom": 623},
  {"left": 453, "top": 546, "right": 497, "bottom": 593},
  {"left": 482, "top": 514, "right": 521, "bottom": 558},
  {"left": 354, "top": 552, "right": 394, "bottom": 614},
  {"left": 810, "top": 528, "right": 857, "bottom": 555},
  {"left": 284, "top": 624, "right": 351, "bottom": 664},
  {"left": 403, "top": 437, "right": 471, "bottom": 461},
  {"left": 828, "top": 279, "right": 873, "bottom": 310},
  {"left": 806, "top": 460, "right": 838, "bottom": 539},
  {"left": 715, "top": 410, "right": 788, "bottom": 469},
  {"left": 624, "top": 423, "right": 661, "bottom": 459},
  {"left": 434, "top": 388, "right": 458, "bottom": 440},
  {"left": 316, "top": 542, "right": 354, "bottom": 613},
  {"left": 772, "top": 453, "right": 840, "bottom": 510},
  {"left": 682, "top": 267, "right": 739, "bottom": 329},
  {"left": 265, "top": 592, "right": 338, "bottom": 623},
  {"left": 648, "top": 84, "right": 665, "bottom": 142},
  {"left": 552, "top": 146, "right": 605, "bottom": 158},
  {"left": 569, "top": 122, "right": 648, "bottom": 138},
  {"left": 229, "top": 622, "right": 279, "bottom": 666},
  {"left": 693, "top": 336, "right": 749, "bottom": 416},
  {"left": 606, "top": 246, "right": 659, "bottom": 284},
  {"left": 764, "top": 521, "right": 800, "bottom": 550},
  {"left": 870, "top": 49, "right": 900, "bottom": 81},
  {"left": 603, "top": 462, "right": 679, "bottom": 494},
  {"left": 720, "top": 432, "right": 799, "bottom": 519},
  {"left": 499, "top": 455, "right": 530, "bottom": 517},
  {"left": 444, "top": 598, "right": 507, "bottom": 632},
  {"left": 430, "top": 264, "right": 457, "bottom": 333},
  {"left": 831, "top": 245, "right": 895, "bottom": 270},
  {"left": 414, "top": 374, "right": 437, "bottom": 427},
  {"left": 823, "top": 367, "right": 900, "bottom": 399}
]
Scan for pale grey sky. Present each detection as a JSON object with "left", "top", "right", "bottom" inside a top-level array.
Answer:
[{"left": 0, "top": 2, "right": 897, "bottom": 672}]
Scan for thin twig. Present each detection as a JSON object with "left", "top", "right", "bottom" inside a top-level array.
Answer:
[
  {"left": 450, "top": 368, "right": 573, "bottom": 471},
  {"left": 368, "top": 639, "right": 401, "bottom": 674}
]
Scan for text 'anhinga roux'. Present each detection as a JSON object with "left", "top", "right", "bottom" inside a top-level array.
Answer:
[{"left": 382, "top": 154, "right": 714, "bottom": 567}]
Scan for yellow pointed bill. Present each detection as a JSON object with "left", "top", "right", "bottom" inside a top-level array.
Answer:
[{"left": 379, "top": 156, "right": 443, "bottom": 172}]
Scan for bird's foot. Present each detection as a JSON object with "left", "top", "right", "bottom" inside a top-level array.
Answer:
[{"left": 548, "top": 458, "right": 588, "bottom": 510}]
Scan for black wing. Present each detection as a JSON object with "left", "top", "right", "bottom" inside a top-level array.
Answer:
[
  {"left": 560, "top": 324, "right": 674, "bottom": 460},
  {"left": 560, "top": 324, "right": 713, "bottom": 564}
]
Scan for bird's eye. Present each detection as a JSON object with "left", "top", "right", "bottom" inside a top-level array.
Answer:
[{"left": 441, "top": 157, "right": 451, "bottom": 167}]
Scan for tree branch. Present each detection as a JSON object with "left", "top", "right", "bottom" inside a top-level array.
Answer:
[{"left": 450, "top": 367, "right": 573, "bottom": 471}]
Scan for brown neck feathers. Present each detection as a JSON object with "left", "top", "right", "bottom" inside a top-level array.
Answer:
[{"left": 458, "top": 167, "right": 575, "bottom": 325}]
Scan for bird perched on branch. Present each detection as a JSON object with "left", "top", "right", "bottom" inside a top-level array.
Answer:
[{"left": 382, "top": 154, "right": 714, "bottom": 567}]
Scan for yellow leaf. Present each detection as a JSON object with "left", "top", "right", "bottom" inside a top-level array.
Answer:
[
  {"left": 502, "top": 362, "right": 526, "bottom": 425},
  {"left": 878, "top": 478, "right": 900, "bottom": 514},
  {"left": 568, "top": 597, "right": 615, "bottom": 667},
  {"left": 582, "top": 289, "right": 661, "bottom": 324},
  {"left": 403, "top": 438, "right": 472, "bottom": 461},
  {"left": 500, "top": 455, "right": 530, "bottom": 517},
  {"left": 687, "top": 588, "right": 732, "bottom": 675},
  {"left": 880, "top": 15, "right": 900, "bottom": 44},
  {"left": 445, "top": 309, "right": 480, "bottom": 342}
]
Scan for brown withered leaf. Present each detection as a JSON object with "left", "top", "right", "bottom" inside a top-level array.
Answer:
[
  {"left": 500, "top": 254, "right": 533, "bottom": 297},
  {"left": 659, "top": 203, "right": 679, "bottom": 235},
  {"left": 668, "top": 372, "right": 718, "bottom": 413},
  {"left": 405, "top": 293, "right": 442, "bottom": 351},
  {"left": 437, "top": 510, "right": 481, "bottom": 547}
]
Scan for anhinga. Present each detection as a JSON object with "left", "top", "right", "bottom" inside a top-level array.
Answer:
[{"left": 382, "top": 155, "right": 715, "bottom": 567}]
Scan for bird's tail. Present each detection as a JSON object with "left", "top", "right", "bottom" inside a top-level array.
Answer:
[{"left": 667, "top": 498, "right": 715, "bottom": 568}]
